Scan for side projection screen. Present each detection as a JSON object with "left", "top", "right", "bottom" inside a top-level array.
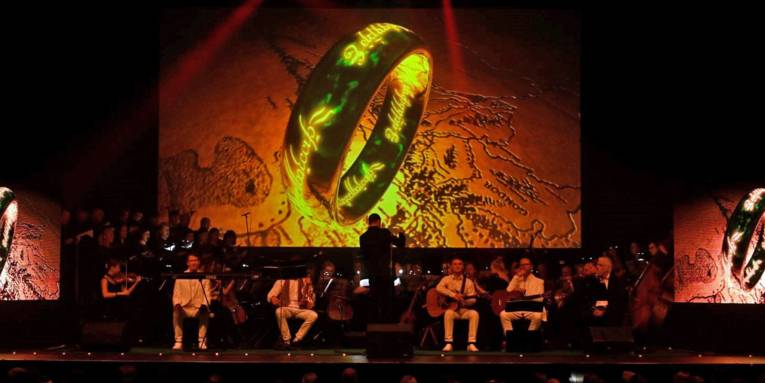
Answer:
[{"left": 675, "top": 187, "right": 765, "bottom": 304}]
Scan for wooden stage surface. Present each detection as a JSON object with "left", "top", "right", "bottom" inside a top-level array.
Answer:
[{"left": 1, "top": 348, "right": 763, "bottom": 366}]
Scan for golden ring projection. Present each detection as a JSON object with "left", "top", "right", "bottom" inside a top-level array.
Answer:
[{"left": 282, "top": 23, "right": 432, "bottom": 225}]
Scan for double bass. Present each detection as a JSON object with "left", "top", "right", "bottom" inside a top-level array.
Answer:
[
  {"left": 631, "top": 255, "right": 674, "bottom": 332},
  {"left": 207, "top": 258, "right": 248, "bottom": 326},
  {"left": 321, "top": 277, "right": 353, "bottom": 321}
]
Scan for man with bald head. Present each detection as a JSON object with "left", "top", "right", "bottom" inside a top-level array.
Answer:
[{"left": 582, "top": 255, "right": 628, "bottom": 326}]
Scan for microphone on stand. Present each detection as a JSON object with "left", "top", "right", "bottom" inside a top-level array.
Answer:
[{"left": 241, "top": 212, "right": 252, "bottom": 247}]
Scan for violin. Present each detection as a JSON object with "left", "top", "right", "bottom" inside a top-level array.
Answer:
[
  {"left": 300, "top": 278, "right": 315, "bottom": 309},
  {"left": 111, "top": 272, "right": 146, "bottom": 284}
]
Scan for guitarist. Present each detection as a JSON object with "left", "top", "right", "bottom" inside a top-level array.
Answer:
[
  {"left": 436, "top": 256, "right": 480, "bottom": 352},
  {"left": 500, "top": 257, "right": 546, "bottom": 333}
]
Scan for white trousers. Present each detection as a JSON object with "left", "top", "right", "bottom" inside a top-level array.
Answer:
[
  {"left": 443, "top": 308, "right": 479, "bottom": 343},
  {"left": 173, "top": 306, "right": 209, "bottom": 343},
  {"left": 275, "top": 307, "right": 318, "bottom": 342},
  {"left": 500, "top": 310, "right": 543, "bottom": 332}
]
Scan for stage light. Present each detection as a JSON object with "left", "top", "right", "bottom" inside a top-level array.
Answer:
[
  {"left": 159, "top": 0, "right": 263, "bottom": 112},
  {"left": 158, "top": 352, "right": 164, "bottom": 356},
  {"left": 244, "top": 353, "right": 249, "bottom": 356},
  {"left": 441, "top": 0, "right": 467, "bottom": 89}
]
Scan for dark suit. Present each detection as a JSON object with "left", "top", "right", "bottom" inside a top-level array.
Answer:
[
  {"left": 359, "top": 226, "right": 405, "bottom": 323},
  {"left": 556, "top": 273, "right": 629, "bottom": 347},
  {"left": 578, "top": 273, "right": 629, "bottom": 326}
]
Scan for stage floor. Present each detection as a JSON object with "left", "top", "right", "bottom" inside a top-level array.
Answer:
[{"left": 1, "top": 348, "right": 763, "bottom": 366}]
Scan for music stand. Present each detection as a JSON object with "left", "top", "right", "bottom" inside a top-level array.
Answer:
[{"left": 505, "top": 301, "right": 544, "bottom": 312}]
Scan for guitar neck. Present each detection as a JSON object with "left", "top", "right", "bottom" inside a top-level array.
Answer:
[{"left": 449, "top": 294, "right": 479, "bottom": 301}]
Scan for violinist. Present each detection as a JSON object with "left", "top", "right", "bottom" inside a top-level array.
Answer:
[{"left": 100, "top": 259, "right": 142, "bottom": 319}]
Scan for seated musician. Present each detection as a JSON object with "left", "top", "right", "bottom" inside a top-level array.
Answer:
[
  {"left": 580, "top": 255, "right": 628, "bottom": 326},
  {"left": 267, "top": 273, "right": 317, "bottom": 349},
  {"left": 474, "top": 257, "right": 510, "bottom": 297},
  {"left": 553, "top": 264, "right": 575, "bottom": 308},
  {"left": 316, "top": 260, "right": 350, "bottom": 314},
  {"left": 316, "top": 260, "right": 336, "bottom": 298},
  {"left": 172, "top": 253, "right": 212, "bottom": 351},
  {"left": 101, "top": 259, "right": 142, "bottom": 319},
  {"left": 499, "top": 257, "right": 546, "bottom": 333},
  {"left": 436, "top": 256, "right": 480, "bottom": 352},
  {"left": 203, "top": 255, "right": 240, "bottom": 347}
]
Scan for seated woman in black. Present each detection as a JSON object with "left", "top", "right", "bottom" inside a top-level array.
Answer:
[{"left": 101, "top": 259, "right": 142, "bottom": 320}]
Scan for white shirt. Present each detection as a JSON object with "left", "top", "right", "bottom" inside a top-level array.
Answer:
[
  {"left": 267, "top": 279, "right": 314, "bottom": 309},
  {"left": 436, "top": 274, "right": 477, "bottom": 307},
  {"left": 601, "top": 275, "right": 610, "bottom": 289},
  {"left": 172, "top": 269, "right": 213, "bottom": 309},
  {"left": 506, "top": 273, "right": 547, "bottom": 320},
  {"left": 507, "top": 273, "right": 545, "bottom": 301}
]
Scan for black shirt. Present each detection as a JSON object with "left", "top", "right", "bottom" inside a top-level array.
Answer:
[{"left": 359, "top": 227, "right": 405, "bottom": 277}]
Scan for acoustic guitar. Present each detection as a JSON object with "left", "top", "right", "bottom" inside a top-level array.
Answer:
[{"left": 425, "top": 287, "right": 489, "bottom": 318}]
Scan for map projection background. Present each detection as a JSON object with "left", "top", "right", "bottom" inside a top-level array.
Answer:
[{"left": 159, "top": 8, "right": 581, "bottom": 248}]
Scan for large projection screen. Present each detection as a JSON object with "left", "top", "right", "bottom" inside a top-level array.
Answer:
[{"left": 159, "top": 8, "right": 581, "bottom": 248}]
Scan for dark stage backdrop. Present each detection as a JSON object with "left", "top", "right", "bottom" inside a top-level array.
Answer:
[{"left": 159, "top": 8, "right": 580, "bottom": 248}]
